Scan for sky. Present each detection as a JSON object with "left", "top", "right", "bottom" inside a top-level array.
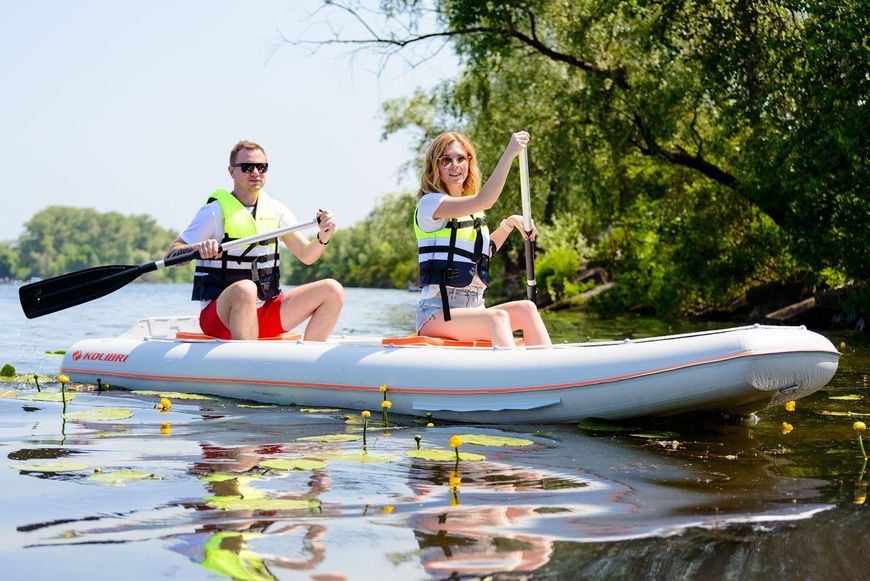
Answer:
[{"left": 0, "top": 1, "right": 455, "bottom": 242}]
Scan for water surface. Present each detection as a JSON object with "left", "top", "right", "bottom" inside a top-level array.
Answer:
[{"left": 1, "top": 284, "right": 868, "bottom": 579}]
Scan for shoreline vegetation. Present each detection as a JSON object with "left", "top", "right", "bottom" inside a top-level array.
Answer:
[
  {"left": 3, "top": 201, "right": 866, "bottom": 332},
  {"left": 4, "top": 3, "right": 866, "bottom": 333}
]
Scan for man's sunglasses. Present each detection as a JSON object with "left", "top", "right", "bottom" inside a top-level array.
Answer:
[{"left": 232, "top": 162, "right": 269, "bottom": 173}]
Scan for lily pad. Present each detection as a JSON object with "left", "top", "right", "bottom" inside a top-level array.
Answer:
[
  {"left": 300, "top": 408, "right": 342, "bottom": 413},
  {"left": 578, "top": 418, "right": 639, "bottom": 432},
  {"left": 405, "top": 449, "right": 486, "bottom": 462},
  {"left": 259, "top": 459, "right": 326, "bottom": 471},
  {"left": 630, "top": 431, "right": 680, "bottom": 440},
  {"left": 457, "top": 434, "right": 534, "bottom": 447},
  {"left": 828, "top": 395, "right": 863, "bottom": 401},
  {"left": 12, "top": 461, "right": 90, "bottom": 472},
  {"left": 817, "top": 410, "right": 870, "bottom": 417},
  {"left": 131, "top": 390, "right": 214, "bottom": 400},
  {"left": 207, "top": 496, "right": 321, "bottom": 511},
  {"left": 319, "top": 451, "right": 401, "bottom": 464},
  {"left": 0, "top": 390, "right": 17, "bottom": 399},
  {"left": 296, "top": 434, "right": 361, "bottom": 443},
  {"left": 19, "top": 392, "right": 77, "bottom": 403},
  {"left": 87, "top": 470, "right": 155, "bottom": 485},
  {"left": 64, "top": 408, "right": 134, "bottom": 421}
]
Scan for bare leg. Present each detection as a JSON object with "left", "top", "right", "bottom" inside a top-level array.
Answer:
[
  {"left": 418, "top": 306, "right": 516, "bottom": 347},
  {"left": 279, "top": 279, "right": 345, "bottom": 341},
  {"left": 215, "top": 280, "right": 259, "bottom": 340},
  {"left": 491, "top": 300, "right": 551, "bottom": 346}
]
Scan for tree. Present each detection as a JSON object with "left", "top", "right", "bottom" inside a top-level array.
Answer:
[{"left": 291, "top": 1, "right": 869, "bottom": 315}]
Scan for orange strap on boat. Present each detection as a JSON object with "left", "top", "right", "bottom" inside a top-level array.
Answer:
[
  {"left": 175, "top": 331, "right": 302, "bottom": 341},
  {"left": 381, "top": 336, "right": 524, "bottom": 347}
]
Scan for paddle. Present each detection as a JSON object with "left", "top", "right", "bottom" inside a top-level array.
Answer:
[
  {"left": 19, "top": 218, "right": 319, "bottom": 319},
  {"left": 518, "top": 148, "right": 537, "bottom": 302}
]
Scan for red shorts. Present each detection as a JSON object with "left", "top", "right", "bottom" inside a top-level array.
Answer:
[{"left": 199, "top": 294, "right": 286, "bottom": 339}]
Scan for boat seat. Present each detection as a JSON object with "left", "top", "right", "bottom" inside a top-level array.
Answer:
[
  {"left": 382, "top": 336, "right": 524, "bottom": 347},
  {"left": 175, "top": 331, "right": 303, "bottom": 341}
]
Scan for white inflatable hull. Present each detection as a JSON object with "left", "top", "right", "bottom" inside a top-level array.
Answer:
[{"left": 61, "top": 317, "right": 840, "bottom": 423}]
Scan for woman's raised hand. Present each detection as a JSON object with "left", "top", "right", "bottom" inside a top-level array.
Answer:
[{"left": 505, "top": 131, "right": 530, "bottom": 158}]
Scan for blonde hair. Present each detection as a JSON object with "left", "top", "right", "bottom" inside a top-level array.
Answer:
[{"left": 416, "top": 132, "right": 481, "bottom": 200}]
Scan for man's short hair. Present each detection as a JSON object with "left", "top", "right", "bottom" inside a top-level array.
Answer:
[{"left": 229, "top": 140, "right": 266, "bottom": 165}]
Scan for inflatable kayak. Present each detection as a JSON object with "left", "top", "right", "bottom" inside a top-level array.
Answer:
[{"left": 60, "top": 317, "right": 840, "bottom": 423}]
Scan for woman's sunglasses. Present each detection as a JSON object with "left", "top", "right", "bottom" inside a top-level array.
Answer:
[
  {"left": 232, "top": 162, "right": 269, "bottom": 173},
  {"left": 437, "top": 155, "right": 471, "bottom": 168}
]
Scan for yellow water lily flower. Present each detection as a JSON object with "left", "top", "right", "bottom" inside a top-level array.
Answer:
[
  {"left": 381, "top": 400, "right": 392, "bottom": 409},
  {"left": 449, "top": 435, "right": 463, "bottom": 449},
  {"left": 383, "top": 505, "right": 395, "bottom": 514},
  {"left": 785, "top": 400, "right": 796, "bottom": 412},
  {"left": 361, "top": 410, "right": 371, "bottom": 419},
  {"left": 379, "top": 385, "right": 388, "bottom": 392},
  {"left": 854, "top": 421, "right": 867, "bottom": 432},
  {"left": 782, "top": 422, "right": 793, "bottom": 435},
  {"left": 160, "top": 422, "right": 172, "bottom": 436},
  {"left": 57, "top": 374, "right": 70, "bottom": 384},
  {"left": 426, "top": 422, "right": 435, "bottom": 428},
  {"left": 156, "top": 397, "right": 172, "bottom": 412}
]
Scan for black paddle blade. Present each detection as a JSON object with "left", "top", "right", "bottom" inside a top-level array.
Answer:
[{"left": 19, "top": 263, "right": 153, "bottom": 319}]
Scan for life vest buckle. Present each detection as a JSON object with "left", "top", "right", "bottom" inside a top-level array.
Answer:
[{"left": 445, "top": 267, "right": 459, "bottom": 280}]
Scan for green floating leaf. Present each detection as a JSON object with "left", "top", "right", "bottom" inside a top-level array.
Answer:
[
  {"left": 44, "top": 350, "right": 66, "bottom": 356},
  {"left": 131, "top": 390, "right": 214, "bottom": 400},
  {"left": 405, "top": 449, "right": 486, "bottom": 462},
  {"left": 296, "top": 434, "right": 361, "bottom": 443},
  {"left": 64, "top": 408, "right": 134, "bottom": 421},
  {"left": 19, "top": 392, "right": 76, "bottom": 403},
  {"left": 12, "top": 461, "right": 89, "bottom": 472},
  {"left": 319, "top": 451, "right": 401, "bottom": 464},
  {"left": 0, "top": 390, "right": 17, "bottom": 399},
  {"left": 817, "top": 410, "right": 870, "bottom": 417},
  {"left": 578, "top": 418, "right": 639, "bottom": 432},
  {"left": 259, "top": 459, "right": 326, "bottom": 471},
  {"left": 457, "top": 434, "right": 534, "bottom": 447},
  {"left": 300, "top": 408, "right": 342, "bottom": 413},
  {"left": 202, "top": 532, "right": 271, "bottom": 581},
  {"left": 534, "top": 506, "right": 572, "bottom": 514},
  {"left": 828, "top": 395, "right": 863, "bottom": 401},
  {"left": 239, "top": 404, "right": 278, "bottom": 408},
  {"left": 91, "top": 428, "right": 133, "bottom": 438},
  {"left": 88, "top": 470, "right": 155, "bottom": 485},
  {"left": 207, "top": 496, "right": 320, "bottom": 511},
  {"left": 630, "top": 431, "right": 679, "bottom": 440}
]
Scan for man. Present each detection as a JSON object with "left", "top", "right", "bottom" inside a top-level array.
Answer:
[{"left": 165, "top": 140, "right": 343, "bottom": 340}]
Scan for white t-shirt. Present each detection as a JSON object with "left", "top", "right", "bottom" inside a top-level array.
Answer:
[
  {"left": 180, "top": 195, "right": 298, "bottom": 308},
  {"left": 416, "top": 192, "right": 487, "bottom": 299}
]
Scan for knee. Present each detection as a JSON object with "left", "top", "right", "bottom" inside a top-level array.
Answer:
[
  {"left": 488, "top": 309, "right": 511, "bottom": 327},
  {"left": 321, "top": 279, "right": 345, "bottom": 305},
  {"left": 226, "top": 280, "right": 258, "bottom": 305}
]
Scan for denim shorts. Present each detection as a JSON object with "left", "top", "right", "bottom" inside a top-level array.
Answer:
[{"left": 415, "top": 287, "right": 485, "bottom": 333}]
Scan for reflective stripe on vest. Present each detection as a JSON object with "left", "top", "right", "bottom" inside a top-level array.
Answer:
[
  {"left": 414, "top": 205, "right": 490, "bottom": 289},
  {"left": 191, "top": 189, "right": 282, "bottom": 302}
]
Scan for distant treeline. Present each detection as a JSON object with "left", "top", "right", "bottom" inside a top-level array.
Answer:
[{"left": 2, "top": 206, "right": 190, "bottom": 282}]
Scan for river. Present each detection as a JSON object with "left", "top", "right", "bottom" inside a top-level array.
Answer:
[{"left": 1, "top": 283, "right": 868, "bottom": 579}]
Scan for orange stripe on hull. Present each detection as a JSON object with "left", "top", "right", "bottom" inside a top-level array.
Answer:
[{"left": 60, "top": 349, "right": 778, "bottom": 394}]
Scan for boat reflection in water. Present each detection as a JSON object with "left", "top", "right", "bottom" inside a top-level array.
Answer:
[
  {"left": 3, "top": 388, "right": 841, "bottom": 578},
  {"left": 153, "top": 405, "right": 834, "bottom": 578}
]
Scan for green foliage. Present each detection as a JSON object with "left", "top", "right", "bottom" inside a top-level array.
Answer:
[
  {"left": 0, "top": 364, "right": 15, "bottom": 378},
  {"left": 12, "top": 206, "right": 188, "bottom": 281},
  {"left": 284, "top": 192, "right": 419, "bottom": 288},
  {"left": 374, "top": 0, "right": 869, "bottom": 316}
]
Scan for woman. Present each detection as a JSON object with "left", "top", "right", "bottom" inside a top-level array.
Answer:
[{"left": 414, "top": 131, "right": 551, "bottom": 347}]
